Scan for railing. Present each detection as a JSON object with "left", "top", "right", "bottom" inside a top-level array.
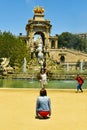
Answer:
[{"left": 1, "top": 72, "right": 87, "bottom": 80}]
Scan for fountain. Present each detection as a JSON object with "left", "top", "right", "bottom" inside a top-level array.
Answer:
[
  {"left": 66, "top": 63, "right": 69, "bottom": 71},
  {"left": 23, "top": 57, "right": 27, "bottom": 73},
  {"left": 80, "top": 60, "right": 83, "bottom": 73},
  {"left": 36, "top": 38, "right": 44, "bottom": 66}
]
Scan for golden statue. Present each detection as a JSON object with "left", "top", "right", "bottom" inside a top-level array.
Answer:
[{"left": 34, "top": 6, "right": 44, "bottom": 14}]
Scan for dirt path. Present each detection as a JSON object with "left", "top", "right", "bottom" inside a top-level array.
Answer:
[{"left": 0, "top": 89, "right": 87, "bottom": 130}]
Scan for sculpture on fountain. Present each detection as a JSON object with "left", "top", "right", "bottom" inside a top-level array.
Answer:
[
  {"left": 37, "top": 40, "right": 43, "bottom": 63},
  {"left": 0, "top": 58, "right": 13, "bottom": 74}
]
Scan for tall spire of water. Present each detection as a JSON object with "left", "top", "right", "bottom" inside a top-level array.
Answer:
[
  {"left": 23, "top": 57, "right": 27, "bottom": 73},
  {"left": 80, "top": 60, "right": 83, "bottom": 73}
]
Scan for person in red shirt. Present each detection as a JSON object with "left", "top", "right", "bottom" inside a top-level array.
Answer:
[{"left": 75, "top": 74, "right": 84, "bottom": 92}]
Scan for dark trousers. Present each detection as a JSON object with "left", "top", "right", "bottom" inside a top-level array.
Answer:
[{"left": 77, "top": 84, "right": 83, "bottom": 92}]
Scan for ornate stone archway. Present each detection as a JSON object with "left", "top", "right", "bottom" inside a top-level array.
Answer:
[
  {"left": 26, "top": 6, "right": 52, "bottom": 49},
  {"left": 20, "top": 6, "right": 58, "bottom": 57},
  {"left": 19, "top": 6, "right": 87, "bottom": 70}
]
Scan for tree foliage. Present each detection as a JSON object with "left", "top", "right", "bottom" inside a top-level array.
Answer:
[
  {"left": 0, "top": 31, "right": 29, "bottom": 67},
  {"left": 57, "top": 32, "right": 87, "bottom": 52}
]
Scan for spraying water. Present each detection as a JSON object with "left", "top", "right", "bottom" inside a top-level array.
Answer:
[
  {"left": 23, "top": 57, "right": 27, "bottom": 73},
  {"left": 66, "top": 63, "right": 69, "bottom": 71},
  {"left": 80, "top": 61, "right": 83, "bottom": 73}
]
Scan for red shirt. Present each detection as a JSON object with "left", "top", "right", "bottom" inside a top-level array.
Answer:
[{"left": 76, "top": 76, "right": 83, "bottom": 85}]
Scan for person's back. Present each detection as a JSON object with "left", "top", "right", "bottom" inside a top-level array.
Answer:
[
  {"left": 36, "top": 88, "right": 51, "bottom": 119},
  {"left": 36, "top": 96, "right": 50, "bottom": 111}
]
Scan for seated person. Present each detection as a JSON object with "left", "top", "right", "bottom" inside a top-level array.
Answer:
[{"left": 36, "top": 88, "right": 51, "bottom": 119}]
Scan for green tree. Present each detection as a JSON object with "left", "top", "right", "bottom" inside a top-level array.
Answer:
[
  {"left": 58, "top": 32, "right": 74, "bottom": 48},
  {"left": 58, "top": 32, "right": 87, "bottom": 52},
  {"left": 0, "top": 31, "right": 29, "bottom": 67}
]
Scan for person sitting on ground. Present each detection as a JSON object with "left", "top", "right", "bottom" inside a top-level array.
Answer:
[{"left": 36, "top": 88, "right": 51, "bottom": 119}]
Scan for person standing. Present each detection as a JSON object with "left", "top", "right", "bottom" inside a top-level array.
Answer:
[
  {"left": 36, "top": 88, "right": 51, "bottom": 119},
  {"left": 75, "top": 74, "right": 84, "bottom": 92},
  {"left": 40, "top": 68, "right": 47, "bottom": 88}
]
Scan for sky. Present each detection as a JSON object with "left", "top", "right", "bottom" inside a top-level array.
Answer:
[{"left": 0, "top": 0, "right": 87, "bottom": 36}]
